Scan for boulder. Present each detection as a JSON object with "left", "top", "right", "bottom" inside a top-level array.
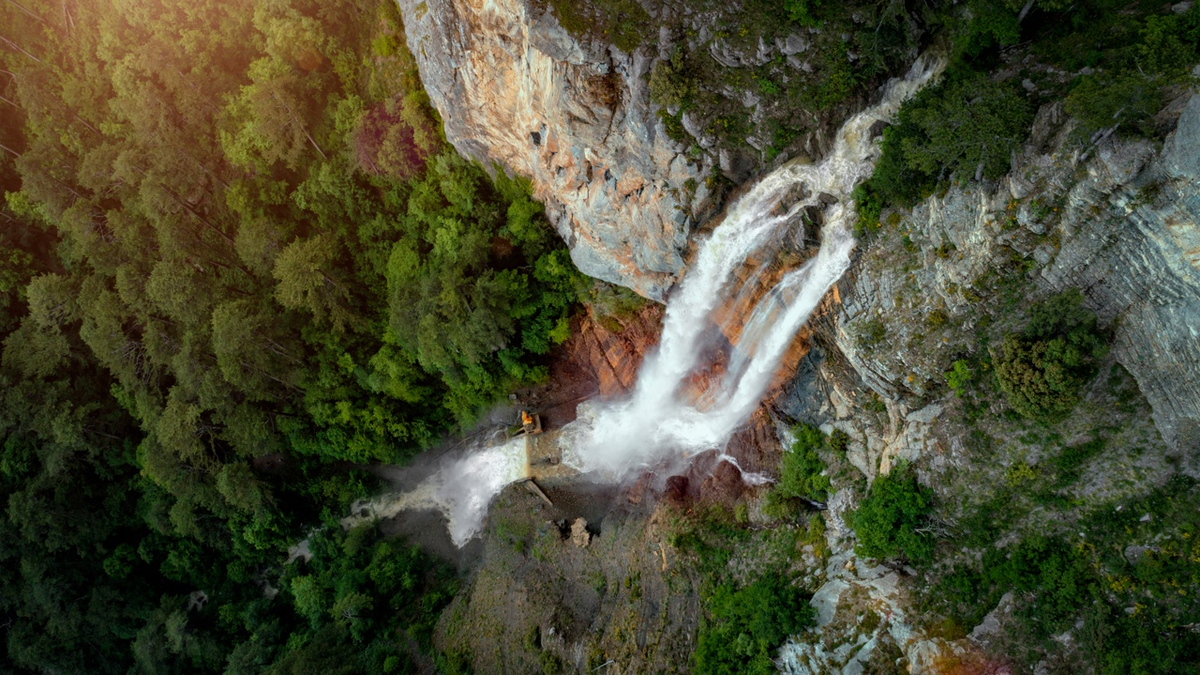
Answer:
[{"left": 570, "top": 517, "right": 591, "bottom": 548}]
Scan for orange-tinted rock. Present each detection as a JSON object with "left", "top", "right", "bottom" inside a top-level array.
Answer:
[
  {"left": 725, "top": 407, "right": 779, "bottom": 476},
  {"left": 395, "top": 0, "right": 710, "bottom": 300},
  {"left": 575, "top": 304, "right": 664, "bottom": 399},
  {"left": 533, "top": 304, "right": 663, "bottom": 429}
]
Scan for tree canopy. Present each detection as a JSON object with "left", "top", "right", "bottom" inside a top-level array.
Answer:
[{"left": 0, "top": 0, "right": 585, "bottom": 670}]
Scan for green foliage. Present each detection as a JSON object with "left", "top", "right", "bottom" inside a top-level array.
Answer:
[
  {"left": 276, "top": 525, "right": 457, "bottom": 664},
  {"left": 1064, "top": 73, "right": 1163, "bottom": 141},
  {"left": 851, "top": 184, "right": 883, "bottom": 238},
  {"left": 945, "top": 359, "right": 974, "bottom": 396},
  {"left": 541, "top": 0, "right": 651, "bottom": 52},
  {"left": 853, "top": 317, "right": 888, "bottom": 350},
  {"left": 850, "top": 463, "right": 935, "bottom": 565},
  {"left": 0, "top": 0, "right": 563, "bottom": 672},
  {"left": 777, "top": 424, "right": 831, "bottom": 503},
  {"left": 694, "top": 575, "right": 816, "bottom": 675},
  {"left": 580, "top": 279, "right": 647, "bottom": 330},
  {"left": 649, "top": 47, "right": 696, "bottom": 109},
  {"left": 858, "top": 1, "right": 1199, "bottom": 232},
  {"left": 782, "top": 0, "right": 821, "bottom": 26},
  {"left": 859, "top": 72, "right": 1033, "bottom": 220},
  {"left": 385, "top": 152, "right": 585, "bottom": 422},
  {"left": 1050, "top": 2, "right": 1200, "bottom": 140},
  {"left": 992, "top": 290, "right": 1107, "bottom": 421},
  {"left": 926, "top": 474, "right": 1200, "bottom": 673}
]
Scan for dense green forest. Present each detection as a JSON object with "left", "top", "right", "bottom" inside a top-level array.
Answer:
[{"left": 0, "top": 0, "right": 585, "bottom": 671}]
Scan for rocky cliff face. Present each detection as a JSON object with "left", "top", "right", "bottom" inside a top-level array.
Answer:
[
  {"left": 396, "top": 0, "right": 712, "bottom": 300},
  {"left": 829, "top": 93, "right": 1200, "bottom": 457},
  {"left": 766, "top": 92, "right": 1200, "bottom": 674}
]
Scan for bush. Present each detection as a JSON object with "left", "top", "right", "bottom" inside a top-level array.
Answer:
[
  {"left": 777, "top": 424, "right": 831, "bottom": 502},
  {"left": 850, "top": 463, "right": 934, "bottom": 564},
  {"left": 853, "top": 317, "right": 888, "bottom": 350},
  {"left": 648, "top": 47, "right": 696, "bottom": 109},
  {"left": 857, "top": 71, "right": 1033, "bottom": 220},
  {"left": 1064, "top": 73, "right": 1162, "bottom": 142},
  {"left": 992, "top": 290, "right": 1106, "bottom": 421},
  {"left": 782, "top": 0, "right": 821, "bottom": 25},
  {"left": 694, "top": 575, "right": 816, "bottom": 675},
  {"left": 543, "top": 0, "right": 650, "bottom": 52},
  {"left": 945, "top": 359, "right": 973, "bottom": 396},
  {"left": 900, "top": 73, "right": 1031, "bottom": 182}
]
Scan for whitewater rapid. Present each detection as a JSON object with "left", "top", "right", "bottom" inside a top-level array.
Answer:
[{"left": 349, "top": 53, "right": 945, "bottom": 546}]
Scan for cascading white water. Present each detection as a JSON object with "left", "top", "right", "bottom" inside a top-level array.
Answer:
[
  {"left": 349, "top": 53, "right": 945, "bottom": 545},
  {"left": 562, "top": 53, "right": 945, "bottom": 475},
  {"left": 342, "top": 435, "right": 528, "bottom": 546}
]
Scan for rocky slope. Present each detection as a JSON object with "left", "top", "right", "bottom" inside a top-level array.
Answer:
[
  {"left": 767, "top": 91, "right": 1200, "bottom": 673},
  {"left": 833, "top": 92, "right": 1200, "bottom": 457}
]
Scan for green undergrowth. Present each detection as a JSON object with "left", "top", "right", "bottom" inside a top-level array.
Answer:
[
  {"left": 992, "top": 289, "right": 1108, "bottom": 422},
  {"left": 671, "top": 429, "right": 840, "bottom": 675},
  {"left": 694, "top": 574, "right": 816, "bottom": 675},
  {"left": 924, "top": 476, "right": 1200, "bottom": 673},
  {"left": 771, "top": 424, "right": 832, "bottom": 506},
  {"left": 538, "top": 0, "right": 651, "bottom": 52},
  {"left": 671, "top": 504, "right": 819, "bottom": 675},
  {"left": 907, "top": 271, "right": 1193, "bottom": 671}
]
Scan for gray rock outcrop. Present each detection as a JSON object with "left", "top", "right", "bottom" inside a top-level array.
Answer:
[
  {"left": 396, "top": 0, "right": 709, "bottom": 300},
  {"left": 833, "top": 94, "right": 1200, "bottom": 454}
]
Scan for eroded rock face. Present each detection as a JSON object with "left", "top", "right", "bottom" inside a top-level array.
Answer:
[
  {"left": 833, "top": 95, "right": 1200, "bottom": 454},
  {"left": 396, "top": 0, "right": 710, "bottom": 300},
  {"left": 1041, "top": 96, "right": 1200, "bottom": 452}
]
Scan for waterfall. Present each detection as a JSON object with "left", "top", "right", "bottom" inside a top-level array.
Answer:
[
  {"left": 342, "top": 434, "right": 529, "bottom": 546},
  {"left": 562, "top": 53, "right": 945, "bottom": 475},
  {"left": 349, "top": 53, "right": 945, "bottom": 546}
]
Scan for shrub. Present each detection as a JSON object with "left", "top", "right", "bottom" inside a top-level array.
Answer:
[
  {"left": 694, "top": 575, "right": 816, "bottom": 675},
  {"left": 858, "top": 72, "right": 1033, "bottom": 216},
  {"left": 1064, "top": 73, "right": 1162, "bottom": 142},
  {"left": 897, "top": 73, "right": 1032, "bottom": 183},
  {"left": 828, "top": 429, "right": 850, "bottom": 454},
  {"left": 945, "top": 359, "right": 973, "bottom": 396},
  {"left": 984, "top": 536, "right": 1097, "bottom": 635},
  {"left": 853, "top": 317, "right": 888, "bottom": 350},
  {"left": 777, "top": 424, "right": 831, "bottom": 502},
  {"left": 649, "top": 47, "right": 696, "bottom": 109},
  {"left": 992, "top": 290, "right": 1106, "bottom": 422},
  {"left": 851, "top": 183, "right": 883, "bottom": 237},
  {"left": 544, "top": 0, "right": 650, "bottom": 52},
  {"left": 850, "top": 463, "right": 934, "bottom": 564},
  {"left": 782, "top": 0, "right": 821, "bottom": 25}
]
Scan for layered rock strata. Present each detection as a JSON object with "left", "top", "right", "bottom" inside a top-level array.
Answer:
[{"left": 833, "top": 94, "right": 1200, "bottom": 454}]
